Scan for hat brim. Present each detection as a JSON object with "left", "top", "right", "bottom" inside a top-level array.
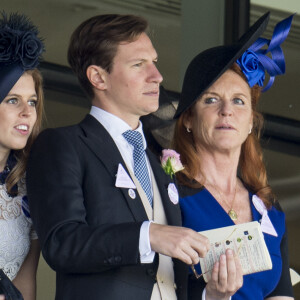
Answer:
[
  {"left": 174, "top": 11, "right": 270, "bottom": 119},
  {"left": 0, "top": 63, "right": 24, "bottom": 103}
]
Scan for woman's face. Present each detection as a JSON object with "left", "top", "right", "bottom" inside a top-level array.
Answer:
[
  {"left": 0, "top": 73, "right": 37, "bottom": 155},
  {"left": 185, "top": 69, "right": 253, "bottom": 154}
]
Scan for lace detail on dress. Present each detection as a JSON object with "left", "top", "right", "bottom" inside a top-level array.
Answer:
[{"left": 0, "top": 178, "right": 33, "bottom": 280}]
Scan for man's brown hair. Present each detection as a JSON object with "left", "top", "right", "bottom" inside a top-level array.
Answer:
[{"left": 68, "top": 14, "right": 148, "bottom": 98}]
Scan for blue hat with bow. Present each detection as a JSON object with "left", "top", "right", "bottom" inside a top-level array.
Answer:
[
  {"left": 174, "top": 12, "right": 294, "bottom": 118},
  {"left": 0, "top": 12, "right": 44, "bottom": 103}
]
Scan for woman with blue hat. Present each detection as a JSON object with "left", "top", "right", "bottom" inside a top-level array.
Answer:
[
  {"left": 172, "top": 12, "right": 294, "bottom": 300},
  {"left": 0, "top": 12, "right": 44, "bottom": 300}
]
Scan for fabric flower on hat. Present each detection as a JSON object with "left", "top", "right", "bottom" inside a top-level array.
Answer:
[
  {"left": 236, "top": 13, "right": 294, "bottom": 92},
  {"left": 0, "top": 12, "right": 44, "bottom": 69},
  {"left": 0, "top": 29, "right": 16, "bottom": 62},
  {"left": 18, "top": 31, "right": 43, "bottom": 68},
  {"left": 236, "top": 49, "right": 265, "bottom": 87},
  {"left": 0, "top": 12, "right": 45, "bottom": 104},
  {"left": 161, "top": 149, "right": 184, "bottom": 179}
]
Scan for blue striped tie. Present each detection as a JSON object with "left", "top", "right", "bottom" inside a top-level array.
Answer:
[{"left": 122, "top": 130, "right": 153, "bottom": 206}]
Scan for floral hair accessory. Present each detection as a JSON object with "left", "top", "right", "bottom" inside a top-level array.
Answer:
[
  {"left": 236, "top": 50, "right": 265, "bottom": 87},
  {"left": 161, "top": 149, "right": 184, "bottom": 179},
  {"left": 0, "top": 12, "right": 44, "bottom": 103},
  {"left": 237, "top": 14, "right": 294, "bottom": 92},
  {"left": 0, "top": 12, "right": 44, "bottom": 68}
]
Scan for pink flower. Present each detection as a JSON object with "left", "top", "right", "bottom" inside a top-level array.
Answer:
[{"left": 161, "top": 149, "right": 184, "bottom": 178}]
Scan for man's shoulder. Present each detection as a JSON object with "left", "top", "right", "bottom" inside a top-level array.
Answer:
[
  {"left": 39, "top": 123, "right": 81, "bottom": 141},
  {"left": 33, "top": 118, "right": 91, "bottom": 152},
  {"left": 39, "top": 115, "right": 94, "bottom": 139}
]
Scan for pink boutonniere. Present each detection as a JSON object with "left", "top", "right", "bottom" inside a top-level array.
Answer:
[{"left": 160, "top": 149, "right": 184, "bottom": 179}]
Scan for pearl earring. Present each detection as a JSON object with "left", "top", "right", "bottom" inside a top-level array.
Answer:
[{"left": 186, "top": 127, "right": 191, "bottom": 133}]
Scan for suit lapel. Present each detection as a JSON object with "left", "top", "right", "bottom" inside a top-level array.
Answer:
[
  {"left": 146, "top": 149, "right": 182, "bottom": 226},
  {"left": 78, "top": 115, "right": 148, "bottom": 222}
]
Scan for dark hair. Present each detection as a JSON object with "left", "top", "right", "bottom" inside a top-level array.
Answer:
[
  {"left": 6, "top": 69, "right": 44, "bottom": 194},
  {"left": 173, "top": 63, "right": 274, "bottom": 208},
  {"left": 67, "top": 14, "right": 148, "bottom": 99}
]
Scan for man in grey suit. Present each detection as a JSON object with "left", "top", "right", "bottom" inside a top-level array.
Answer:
[{"left": 27, "top": 14, "right": 209, "bottom": 300}]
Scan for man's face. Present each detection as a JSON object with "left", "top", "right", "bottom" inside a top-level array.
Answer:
[{"left": 101, "top": 33, "right": 163, "bottom": 128}]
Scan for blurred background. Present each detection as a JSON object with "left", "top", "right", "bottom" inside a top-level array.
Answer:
[{"left": 2, "top": 0, "right": 299, "bottom": 298}]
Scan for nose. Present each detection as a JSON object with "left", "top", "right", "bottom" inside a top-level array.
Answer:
[
  {"left": 19, "top": 102, "right": 32, "bottom": 117},
  {"left": 219, "top": 100, "right": 233, "bottom": 116},
  {"left": 149, "top": 64, "right": 163, "bottom": 84}
]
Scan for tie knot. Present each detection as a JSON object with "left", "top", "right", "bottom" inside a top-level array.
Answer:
[{"left": 122, "top": 130, "right": 144, "bottom": 149}]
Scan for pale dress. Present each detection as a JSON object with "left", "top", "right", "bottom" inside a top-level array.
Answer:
[{"left": 0, "top": 177, "right": 37, "bottom": 280}]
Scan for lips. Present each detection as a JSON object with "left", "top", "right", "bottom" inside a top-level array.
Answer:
[
  {"left": 215, "top": 124, "right": 235, "bottom": 130},
  {"left": 16, "top": 124, "right": 29, "bottom": 131},
  {"left": 14, "top": 124, "right": 30, "bottom": 135},
  {"left": 143, "top": 88, "right": 160, "bottom": 96}
]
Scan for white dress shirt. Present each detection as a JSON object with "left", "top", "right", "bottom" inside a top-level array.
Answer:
[{"left": 90, "top": 106, "right": 155, "bottom": 263}]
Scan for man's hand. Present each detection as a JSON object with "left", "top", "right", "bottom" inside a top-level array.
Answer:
[{"left": 149, "top": 223, "right": 210, "bottom": 264}]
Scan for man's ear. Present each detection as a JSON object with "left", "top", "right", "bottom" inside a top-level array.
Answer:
[{"left": 86, "top": 65, "right": 107, "bottom": 90}]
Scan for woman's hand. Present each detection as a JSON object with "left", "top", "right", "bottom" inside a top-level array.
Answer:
[{"left": 205, "top": 249, "right": 243, "bottom": 300}]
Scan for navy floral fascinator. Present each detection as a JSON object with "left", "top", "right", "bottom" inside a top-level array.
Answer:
[
  {"left": 0, "top": 12, "right": 44, "bottom": 103},
  {"left": 174, "top": 12, "right": 294, "bottom": 118}
]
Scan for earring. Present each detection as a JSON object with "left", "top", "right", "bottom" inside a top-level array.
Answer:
[
  {"left": 186, "top": 127, "right": 191, "bottom": 133},
  {"left": 249, "top": 127, "right": 252, "bottom": 134}
]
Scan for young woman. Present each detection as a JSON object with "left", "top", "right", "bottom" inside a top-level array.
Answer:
[{"left": 0, "top": 12, "right": 44, "bottom": 300}]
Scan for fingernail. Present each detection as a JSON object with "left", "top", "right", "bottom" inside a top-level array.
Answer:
[{"left": 227, "top": 249, "right": 233, "bottom": 256}]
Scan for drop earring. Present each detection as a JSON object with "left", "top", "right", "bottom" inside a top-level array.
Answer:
[{"left": 249, "top": 127, "right": 252, "bottom": 134}]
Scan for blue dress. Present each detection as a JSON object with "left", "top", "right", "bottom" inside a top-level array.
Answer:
[{"left": 179, "top": 186, "right": 293, "bottom": 299}]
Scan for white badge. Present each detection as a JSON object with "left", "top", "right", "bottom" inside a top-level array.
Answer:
[
  {"left": 128, "top": 188, "right": 136, "bottom": 199},
  {"left": 168, "top": 183, "right": 179, "bottom": 205},
  {"left": 252, "top": 195, "right": 278, "bottom": 237},
  {"left": 115, "top": 163, "right": 136, "bottom": 189}
]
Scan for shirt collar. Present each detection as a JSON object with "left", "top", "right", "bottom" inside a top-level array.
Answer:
[{"left": 90, "top": 106, "right": 147, "bottom": 150}]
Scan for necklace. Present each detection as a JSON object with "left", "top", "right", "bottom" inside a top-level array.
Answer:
[{"left": 205, "top": 181, "right": 238, "bottom": 221}]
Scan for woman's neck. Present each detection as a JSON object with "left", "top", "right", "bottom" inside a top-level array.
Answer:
[{"left": 196, "top": 148, "right": 240, "bottom": 192}]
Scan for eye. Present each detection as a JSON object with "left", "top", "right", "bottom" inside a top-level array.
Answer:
[
  {"left": 133, "top": 62, "right": 143, "bottom": 67},
  {"left": 204, "top": 97, "right": 218, "bottom": 104},
  {"left": 233, "top": 98, "right": 245, "bottom": 105},
  {"left": 6, "top": 98, "right": 18, "bottom": 104},
  {"left": 28, "top": 99, "right": 38, "bottom": 107}
]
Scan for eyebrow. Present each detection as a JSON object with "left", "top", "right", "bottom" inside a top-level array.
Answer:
[
  {"left": 6, "top": 93, "right": 37, "bottom": 98},
  {"left": 203, "top": 91, "right": 249, "bottom": 98},
  {"left": 202, "top": 92, "right": 218, "bottom": 96},
  {"left": 128, "top": 57, "right": 158, "bottom": 63}
]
